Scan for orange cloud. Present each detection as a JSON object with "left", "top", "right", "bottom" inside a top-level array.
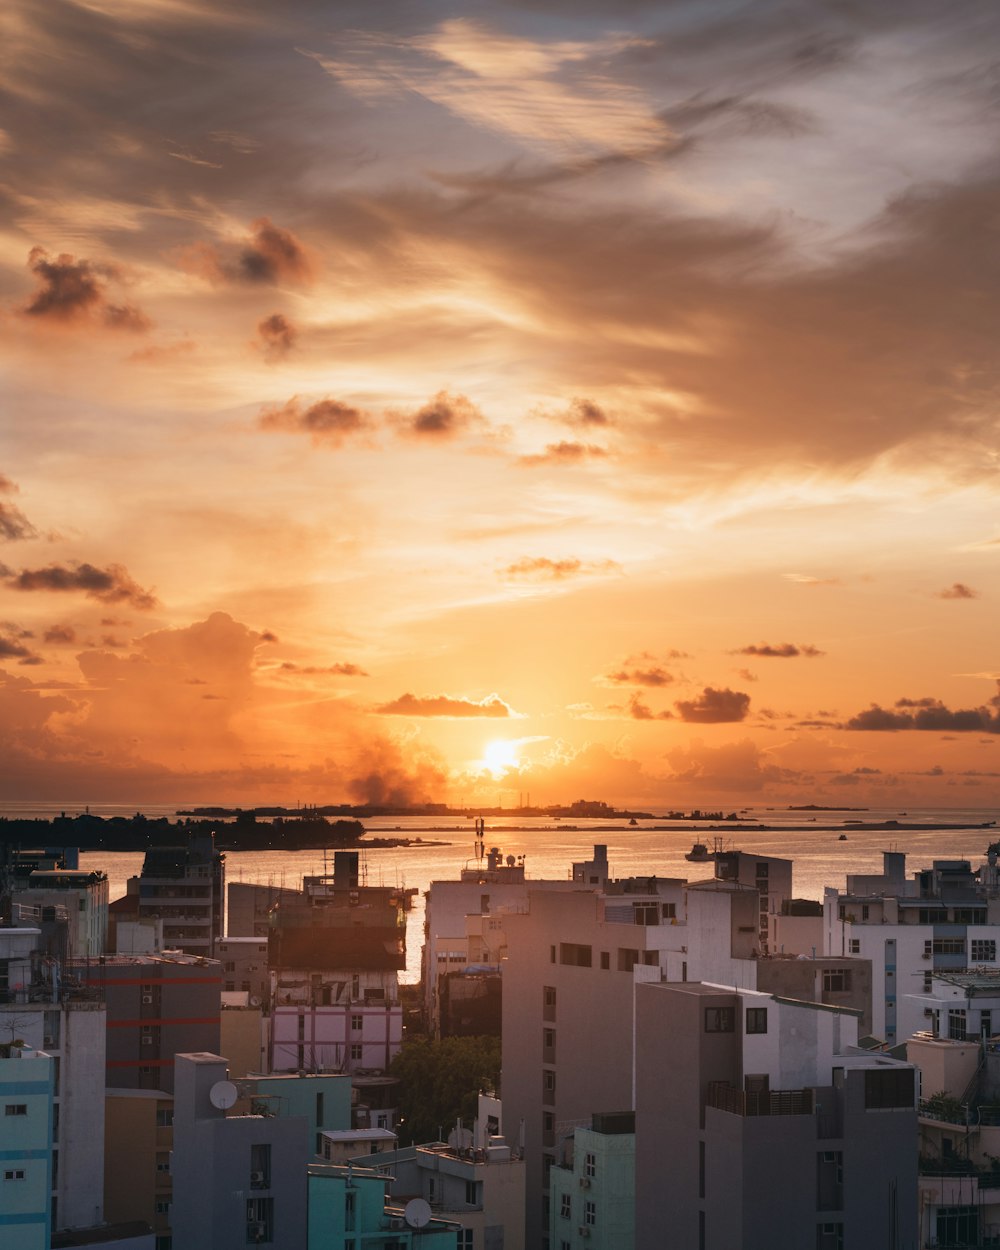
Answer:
[{"left": 375, "top": 692, "right": 515, "bottom": 717}]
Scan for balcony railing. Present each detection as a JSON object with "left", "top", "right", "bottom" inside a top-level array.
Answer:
[{"left": 707, "top": 1081, "right": 814, "bottom": 1117}]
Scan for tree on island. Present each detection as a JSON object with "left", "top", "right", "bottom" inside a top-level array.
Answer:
[{"left": 389, "top": 1034, "right": 501, "bottom": 1146}]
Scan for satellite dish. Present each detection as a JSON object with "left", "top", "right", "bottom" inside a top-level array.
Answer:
[
  {"left": 249, "top": 995, "right": 261, "bottom": 1007},
  {"left": 404, "top": 1198, "right": 432, "bottom": 1230},
  {"left": 447, "top": 1127, "right": 474, "bottom": 1150},
  {"left": 209, "top": 1080, "right": 238, "bottom": 1110}
]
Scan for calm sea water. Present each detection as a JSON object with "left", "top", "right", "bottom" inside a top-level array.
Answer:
[{"left": 7, "top": 804, "right": 998, "bottom": 983}]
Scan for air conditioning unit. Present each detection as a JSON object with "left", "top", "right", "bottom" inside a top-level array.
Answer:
[
  {"left": 142, "top": 994, "right": 154, "bottom": 1004},
  {"left": 579, "top": 1177, "right": 591, "bottom": 1188},
  {"left": 250, "top": 1171, "right": 266, "bottom": 1184},
  {"left": 141, "top": 1036, "right": 155, "bottom": 1045},
  {"left": 921, "top": 953, "right": 931, "bottom": 960},
  {"left": 924, "top": 1008, "right": 935, "bottom": 1018},
  {"left": 578, "top": 1227, "right": 591, "bottom": 1239},
  {"left": 248, "top": 1223, "right": 266, "bottom": 1241}
]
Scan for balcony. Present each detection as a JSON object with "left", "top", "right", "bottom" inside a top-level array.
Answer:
[{"left": 707, "top": 1081, "right": 815, "bottom": 1117}]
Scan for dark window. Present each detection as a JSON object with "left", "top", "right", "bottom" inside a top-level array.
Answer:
[
  {"left": 617, "top": 948, "right": 639, "bottom": 972},
  {"left": 245, "top": 1196, "right": 273, "bottom": 1244},
  {"left": 559, "top": 943, "right": 592, "bottom": 968},
  {"left": 584, "top": 1200, "right": 596, "bottom": 1226},
  {"left": 704, "top": 1007, "right": 735, "bottom": 1033},
  {"left": 972, "top": 940, "right": 996, "bottom": 962},
  {"left": 156, "top": 1108, "right": 173, "bottom": 1127},
  {"left": 600, "top": 951, "right": 610, "bottom": 970},
  {"left": 822, "top": 970, "right": 852, "bottom": 993},
  {"left": 584, "top": 1152, "right": 595, "bottom": 1178},
  {"left": 746, "top": 1008, "right": 767, "bottom": 1034},
  {"left": 4, "top": 1105, "right": 27, "bottom": 1116},
  {"left": 662, "top": 903, "right": 676, "bottom": 919},
  {"left": 544, "top": 987, "right": 556, "bottom": 1007},
  {"left": 933, "top": 938, "right": 966, "bottom": 956},
  {"left": 863, "top": 1067, "right": 914, "bottom": 1110},
  {"left": 560, "top": 1193, "right": 571, "bottom": 1219}
]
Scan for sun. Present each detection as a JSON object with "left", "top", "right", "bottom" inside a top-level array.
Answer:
[{"left": 477, "top": 738, "right": 520, "bottom": 778}]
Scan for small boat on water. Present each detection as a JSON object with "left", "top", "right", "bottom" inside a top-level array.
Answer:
[
  {"left": 685, "top": 841, "right": 713, "bottom": 862},
  {"left": 838, "top": 834, "right": 848, "bottom": 841}
]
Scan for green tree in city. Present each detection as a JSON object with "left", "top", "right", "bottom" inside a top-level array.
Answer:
[{"left": 390, "top": 1034, "right": 501, "bottom": 1145}]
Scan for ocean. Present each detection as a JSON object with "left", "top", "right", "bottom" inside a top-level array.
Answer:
[{"left": 7, "top": 804, "right": 998, "bottom": 983}]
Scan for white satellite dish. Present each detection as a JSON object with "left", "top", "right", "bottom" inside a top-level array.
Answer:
[
  {"left": 447, "top": 1126, "right": 474, "bottom": 1150},
  {"left": 209, "top": 1080, "right": 238, "bottom": 1110},
  {"left": 404, "top": 1198, "right": 432, "bottom": 1229}
]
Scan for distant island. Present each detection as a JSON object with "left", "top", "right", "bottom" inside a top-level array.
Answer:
[{"left": 788, "top": 804, "right": 868, "bottom": 812}]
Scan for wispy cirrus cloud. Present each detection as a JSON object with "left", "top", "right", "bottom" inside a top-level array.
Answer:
[{"left": 501, "top": 556, "right": 621, "bottom": 581}]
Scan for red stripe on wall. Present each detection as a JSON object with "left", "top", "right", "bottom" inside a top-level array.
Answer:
[{"left": 107, "top": 1017, "right": 221, "bottom": 1028}]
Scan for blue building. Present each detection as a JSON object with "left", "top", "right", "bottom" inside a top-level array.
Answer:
[{"left": 0, "top": 1043, "right": 54, "bottom": 1250}]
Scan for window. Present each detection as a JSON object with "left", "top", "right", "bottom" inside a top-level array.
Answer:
[
  {"left": 704, "top": 1007, "right": 735, "bottom": 1033},
  {"left": 972, "top": 940, "right": 996, "bottom": 963},
  {"left": 634, "top": 903, "right": 659, "bottom": 925},
  {"left": 459, "top": 1232, "right": 474, "bottom": 1250},
  {"left": 662, "top": 902, "right": 676, "bottom": 919},
  {"left": 600, "top": 951, "right": 610, "bottom": 970},
  {"left": 544, "top": 986, "right": 556, "bottom": 1007},
  {"left": 351, "top": 1014, "right": 363, "bottom": 1031},
  {"left": 849, "top": 939, "right": 860, "bottom": 954},
  {"left": 246, "top": 1196, "right": 273, "bottom": 1243},
  {"left": 617, "top": 948, "right": 639, "bottom": 972},
  {"left": 350, "top": 1043, "right": 363, "bottom": 1061},
  {"left": 746, "top": 1008, "right": 767, "bottom": 1034},
  {"left": 933, "top": 938, "right": 966, "bottom": 956},
  {"left": 863, "top": 1068, "right": 914, "bottom": 1110},
  {"left": 3, "top": 1170, "right": 25, "bottom": 1181},
  {"left": 4, "top": 1105, "right": 26, "bottom": 1116},
  {"left": 155, "top": 1200, "right": 171, "bottom": 1215},
  {"left": 550, "top": 945, "right": 556, "bottom": 964},
  {"left": 822, "top": 969, "right": 852, "bottom": 993},
  {"left": 224, "top": 961, "right": 236, "bottom": 972},
  {"left": 584, "top": 1200, "right": 596, "bottom": 1226},
  {"left": 544, "top": 1070, "right": 555, "bottom": 1092},
  {"left": 560, "top": 1193, "right": 571, "bottom": 1219},
  {"left": 584, "top": 1152, "right": 596, "bottom": 1178},
  {"left": 954, "top": 909, "right": 987, "bottom": 925},
  {"left": 559, "top": 942, "right": 592, "bottom": 968},
  {"left": 936, "top": 1206, "right": 979, "bottom": 1247},
  {"left": 948, "top": 1009, "right": 968, "bottom": 1041},
  {"left": 465, "top": 1179, "right": 480, "bottom": 1205},
  {"left": 250, "top": 1144, "right": 271, "bottom": 1189},
  {"left": 156, "top": 1108, "right": 173, "bottom": 1128},
  {"left": 861, "top": 905, "right": 869, "bottom": 921},
  {"left": 816, "top": 1223, "right": 844, "bottom": 1250},
  {"left": 156, "top": 1154, "right": 170, "bottom": 1173}
]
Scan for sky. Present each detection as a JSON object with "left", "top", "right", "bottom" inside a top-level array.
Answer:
[{"left": 1, "top": 0, "right": 999, "bottom": 809}]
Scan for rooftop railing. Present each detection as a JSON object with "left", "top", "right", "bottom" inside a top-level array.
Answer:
[{"left": 707, "top": 1081, "right": 814, "bottom": 1117}]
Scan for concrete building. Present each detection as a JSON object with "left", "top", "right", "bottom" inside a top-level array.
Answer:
[
  {"left": 171, "top": 1053, "right": 311, "bottom": 1250},
  {"left": 548, "top": 1112, "right": 634, "bottom": 1250},
  {"left": 712, "top": 849, "right": 794, "bottom": 951},
  {"left": 9, "top": 868, "right": 108, "bottom": 960},
  {"left": 501, "top": 875, "right": 684, "bottom": 1249},
  {"left": 756, "top": 953, "right": 873, "bottom": 1037},
  {"left": 0, "top": 1043, "right": 54, "bottom": 1250},
  {"left": 269, "top": 853, "right": 405, "bottom": 1075},
  {"left": 120, "top": 834, "right": 224, "bottom": 958},
  {"left": 73, "top": 952, "right": 222, "bottom": 1093},
  {"left": 103, "top": 1088, "right": 174, "bottom": 1247},
  {"left": 307, "top": 1163, "right": 461, "bottom": 1248},
  {"left": 634, "top": 982, "right": 918, "bottom": 1250},
  {"left": 217, "top": 936, "right": 269, "bottom": 1004},
  {"left": 824, "top": 849, "right": 1000, "bottom": 1043},
  {"left": 227, "top": 882, "right": 301, "bottom": 939},
  {"left": 0, "top": 928, "right": 106, "bottom": 1234}
]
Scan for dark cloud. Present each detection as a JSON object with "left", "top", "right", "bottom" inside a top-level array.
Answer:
[
  {"left": 736, "top": 642, "right": 824, "bottom": 658},
  {"left": 0, "top": 501, "right": 38, "bottom": 542},
  {"left": 846, "top": 687, "right": 1000, "bottom": 732},
  {"left": 257, "top": 313, "right": 297, "bottom": 360},
  {"left": 405, "top": 391, "right": 481, "bottom": 438},
  {"left": 259, "top": 397, "right": 369, "bottom": 446},
  {"left": 607, "top": 664, "right": 673, "bottom": 687},
  {"left": 0, "top": 623, "right": 40, "bottom": 665},
  {"left": 936, "top": 582, "right": 980, "bottom": 599},
  {"left": 43, "top": 624, "right": 77, "bottom": 645},
  {"left": 8, "top": 562, "right": 158, "bottom": 610},
  {"left": 566, "top": 397, "right": 610, "bottom": 426},
  {"left": 675, "top": 686, "right": 751, "bottom": 723},
  {"left": 258, "top": 630, "right": 278, "bottom": 643},
  {"left": 627, "top": 692, "right": 673, "bottom": 720},
  {"left": 501, "top": 556, "right": 621, "bottom": 581},
  {"left": 21, "top": 248, "right": 149, "bottom": 331},
  {"left": 279, "top": 661, "right": 368, "bottom": 676},
  {"left": 519, "top": 441, "right": 608, "bottom": 467},
  {"left": 239, "top": 218, "right": 312, "bottom": 284},
  {"left": 375, "top": 692, "right": 514, "bottom": 717}
]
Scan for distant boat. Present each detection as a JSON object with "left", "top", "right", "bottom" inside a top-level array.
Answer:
[
  {"left": 629, "top": 817, "right": 638, "bottom": 826},
  {"left": 838, "top": 834, "right": 848, "bottom": 841},
  {"left": 685, "top": 842, "right": 713, "bottom": 862}
]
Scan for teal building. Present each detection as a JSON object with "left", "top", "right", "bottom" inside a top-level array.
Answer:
[
  {"left": 308, "top": 1163, "right": 461, "bottom": 1248},
  {"left": 0, "top": 1045, "right": 54, "bottom": 1250},
  {"left": 548, "top": 1111, "right": 635, "bottom": 1250}
]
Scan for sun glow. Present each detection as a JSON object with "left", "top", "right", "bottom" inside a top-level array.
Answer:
[{"left": 477, "top": 738, "right": 520, "bottom": 778}]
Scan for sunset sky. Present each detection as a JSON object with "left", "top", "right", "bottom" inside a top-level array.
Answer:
[{"left": 2, "top": 0, "right": 999, "bottom": 808}]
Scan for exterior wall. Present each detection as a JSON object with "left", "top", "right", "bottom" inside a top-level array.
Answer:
[
  {"left": 0, "top": 1048, "right": 53, "bottom": 1250},
  {"left": 75, "top": 954, "right": 222, "bottom": 1092},
  {"left": 502, "top": 888, "right": 667, "bottom": 1250},
  {"left": 171, "top": 1053, "right": 309, "bottom": 1250},
  {"left": 220, "top": 1005, "right": 265, "bottom": 1078},
  {"left": 270, "top": 1001, "right": 402, "bottom": 1074},
  {"left": 372, "top": 1143, "right": 526, "bottom": 1250},
  {"left": 10, "top": 870, "right": 108, "bottom": 959},
  {"left": 307, "top": 1167, "right": 459, "bottom": 1249},
  {"left": 247, "top": 1072, "right": 353, "bottom": 1150},
  {"left": 549, "top": 1123, "right": 633, "bottom": 1250},
  {"left": 671, "top": 886, "right": 759, "bottom": 988},
  {"left": 769, "top": 910, "right": 823, "bottom": 955},
  {"left": 226, "top": 882, "right": 300, "bottom": 939},
  {"left": 756, "top": 956, "right": 871, "bottom": 1036},
  {"left": 104, "top": 1090, "right": 173, "bottom": 1239},
  {"left": 216, "top": 937, "right": 269, "bottom": 1004},
  {"left": 634, "top": 982, "right": 917, "bottom": 1250}
]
